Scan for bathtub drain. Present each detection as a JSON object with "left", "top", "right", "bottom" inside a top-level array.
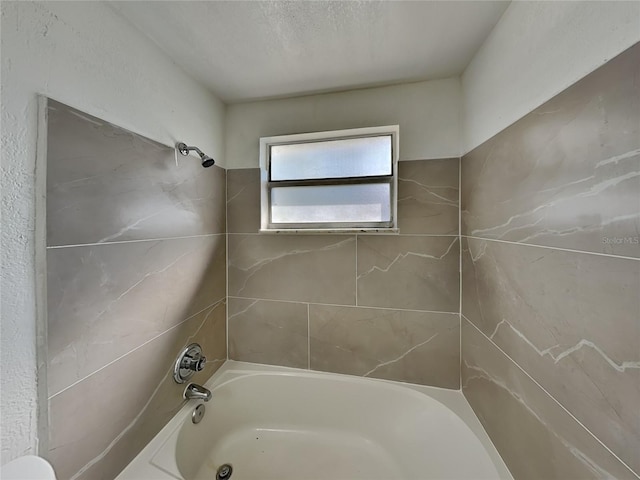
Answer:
[{"left": 216, "top": 464, "right": 233, "bottom": 480}]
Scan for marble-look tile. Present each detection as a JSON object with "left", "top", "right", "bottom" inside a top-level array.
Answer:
[
  {"left": 462, "top": 237, "right": 640, "bottom": 473},
  {"left": 227, "top": 161, "right": 461, "bottom": 235},
  {"left": 48, "top": 301, "right": 226, "bottom": 480},
  {"left": 397, "top": 159, "right": 459, "bottom": 235},
  {"left": 462, "top": 43, "right": 640, "bottom": 258},
  {"left": 227, "top": 168, "right": 260, "bottom": 234},
  {"left": 47, "top": 100, "right": 226, "bottom": 246},
  {"left": 47, "top": 234, "right": 226, "bottom": 395},
  {"left": 310, "top": 304, "right": 459, "bottom": 388},
  {"left": 462, "top": 318, "right": 637, "bottom": 480},
  {"left": 228, "top": 234, "right": 356, "bottom": 304},
  {"left": 357, "top": 236, "right": 459, "bottom": 312},
  {"left": 228, "top": 297, "right": 308, "bottom": 368}
]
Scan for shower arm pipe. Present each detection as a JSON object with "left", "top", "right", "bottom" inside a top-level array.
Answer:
[{"left": 177, "top": 143, "right": 204, "bottom": 157}]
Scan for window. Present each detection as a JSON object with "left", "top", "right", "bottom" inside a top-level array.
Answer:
[{"left": 260, "top": 125, "right": 399, "bottom": 232}]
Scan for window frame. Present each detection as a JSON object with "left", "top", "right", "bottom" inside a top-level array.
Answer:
[{"left": 259, "top": 125, "right": 399, "bottom": 233}]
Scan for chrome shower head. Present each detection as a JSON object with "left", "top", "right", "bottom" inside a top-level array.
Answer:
[
  {"left": 176, "top": 142, "right": 215, "bottom": 168},
  {"left": 200, "top": 155, "right": 215, "bottom": 168}
]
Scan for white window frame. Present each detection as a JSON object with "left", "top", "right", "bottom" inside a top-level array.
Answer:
[{"left": 259, "top": 125, "right": 399, "bottom": 233}]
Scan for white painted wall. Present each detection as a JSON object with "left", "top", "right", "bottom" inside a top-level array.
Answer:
[
  {"left": 225, "top": 78, "right": 461, "bottom": 168},
  {"left": 462, "top": 0, "right": 640, "bottom": 153},
  {"left": 0, "top": 1, "right": 225, "bottom": 464}
]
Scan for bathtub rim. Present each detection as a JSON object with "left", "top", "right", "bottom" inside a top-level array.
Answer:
[{"left": 116, "top": 360, "right": 513, "bottom": 480}]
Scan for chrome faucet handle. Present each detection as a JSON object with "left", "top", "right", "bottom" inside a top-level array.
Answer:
[
  {"left": 194, "top": 355, "right": 206, "bottom": 371},
  {"left": 174, "top": 344, "right": 206, "bottom": 384},
  {"left": 181, "top": 353, "right": 206, "bottom": 372}
]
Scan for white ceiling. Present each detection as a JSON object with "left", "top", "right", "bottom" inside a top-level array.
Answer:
[{"left": 109, "top": 1, "right": 510, "bottom": 103}]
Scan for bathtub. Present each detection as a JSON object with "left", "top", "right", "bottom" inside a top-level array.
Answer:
[{"left": 117, "top": 361, "right": 512, "bottom": 480}]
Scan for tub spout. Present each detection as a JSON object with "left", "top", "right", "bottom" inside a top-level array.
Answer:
[{"left": 184, "top": 383, "right": 212, "bottom": 402}]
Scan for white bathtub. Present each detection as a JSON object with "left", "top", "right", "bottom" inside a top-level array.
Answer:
[{"left": 117, "top": 362, "right": 512, "bottom": 480}]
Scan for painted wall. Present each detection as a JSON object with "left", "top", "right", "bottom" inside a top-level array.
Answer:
[
  {"left": 462, "top": 0, "right": 640, "bottom": 153},
  {"left": 225, "top": 78, "right": 461, "bottom": 168},
  {"left": 461, "top": 43, "right": 639, "bottom": 478},
  {"left": 0, "top": 1, "right": 225, "bottom": 464}
]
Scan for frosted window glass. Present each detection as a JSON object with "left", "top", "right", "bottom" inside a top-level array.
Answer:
[
  {"left": 271, "top": 184, "right": 391, "bottom": 224},
  {"left": 270, "top": 135, "right": 392, "bottom": 181}
]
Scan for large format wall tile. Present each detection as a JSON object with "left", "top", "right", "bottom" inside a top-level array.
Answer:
[
  {"left": 310, "top": 304, "right": 459, "bottom": 388},
  {"left": 462, "top": 43, "right": 640, "bottom": 258},
  {"left": 223, "top": 128, "right": 461, "bottom": 392},
  {"left": 462, "top": 237, "right": 640, "bottom": 473},
  {"left": 47, "top": 100, "right": 226, "bottom": 246},
  {"left": 48, "top": 301, "right": 226, "bottom": 480},
  {"left": 228, "top": 234, "right": 356, "bottom": 304},
  {"left": 227, "top": 168, "right": 261, "bottom": 234},
  {"left": 357, "top": 236, "right": 459, "bottom": 312},
  {"left": 228, "top": 297, "right": 308, "bottom": 368},
  {"left": 47, "top": 234, "right": 226, "bottom": 395},
  {"left": 397, "top": 159, "right": 459, "bottom": 235},
  {"left": 462, "top": 319, "right": 637, "bottom": 480}
]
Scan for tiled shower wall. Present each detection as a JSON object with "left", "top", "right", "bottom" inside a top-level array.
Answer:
[
  {"left": 461, "top": 43, "right": 640, "bottom": 478},
  {"left": 45, "top": 100, "right": 227, "bottom": 480},
  {"left": 227, "top": 158, "right": 461, "bottom": 388},
  {"left": 41, "top": 42, "right": 638, "bottom": 480}
]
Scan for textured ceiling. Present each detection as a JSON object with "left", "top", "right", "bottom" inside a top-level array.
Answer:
[{"left": 109, "top": 1, "right": 510, "bottom": 103}]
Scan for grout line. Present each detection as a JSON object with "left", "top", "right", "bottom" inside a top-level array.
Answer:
[
  {"left": 458, "top": 313, "right": 462, "bottom": 392},
  {"left": 462, "top": 314, "right": 640, "bottom": 479},
  {"left": 46, "top": 233, "right": 226, "bottom": 250},
  {"left": 227, "top": 232, "right": 460, "bottom": 238},
  {"left": 307, "top": 303, "right": 311, "bottom": 371},
  {"left": 226, "top": 170, "right": 230, "bottom": 360},
  {"left": 226, "top": 296, "right": 459, "bottom": 316},
  {"left": 458, "top": 156, "right": 462, "bottom": 391},
  {"left": 48, "top": 298, "right": 225, "bottom": 400},
  {"left": 355, "top": 234, "right": 358, "bottom": 306},
  {"left": 461, "top": 235, "right": 640, "bottom": 261}
]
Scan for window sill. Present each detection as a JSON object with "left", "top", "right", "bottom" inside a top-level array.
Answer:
[{"left": 259, "top": 228, "right": 399, "bottom": 235}]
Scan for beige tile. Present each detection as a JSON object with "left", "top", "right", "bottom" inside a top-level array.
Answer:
[
  {"left": 357, "top": 235, "right": 459, "bottom": 312},
  {"left": 462, "top": 43, "right": 640, "bottom": 258},
  {"left": 462, "top": 237, "right": 640, "bottom": 473},
  {"left": 47, "top": 301, "right": 226, "bottom": 480},
  {"left": 47, "top": 100, "right": 226, "bottom": 246},
  {"left": 47, "top": 234, "right": 226, "bottom": 395},
  {"left": 228, "top": 234, "right": 356, "bottom": 304},
  {"left": 228, "top": 297, "right": 308, "bottom": 368},
  {"left": 398, "top": 159, "right": 459, "bottom": 235},
  {"left": 226, "top": 160, "right": 461, "bottom": 236},
  {"left": 227, "top": 168, "right": 261, "bottom": 234},
  {"left": 462, "top": 318, "right": 636, "bottom": 480},
  {"left": 310, "top": 304, "right": 459, "bottom": 388}
]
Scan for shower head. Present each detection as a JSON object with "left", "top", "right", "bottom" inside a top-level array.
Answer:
[
  {"left": 200, "top": 155, "right": 215, "bottom": 168},
  {"left": 176, "top": 142, "right": 215, "bottom": 168}
]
